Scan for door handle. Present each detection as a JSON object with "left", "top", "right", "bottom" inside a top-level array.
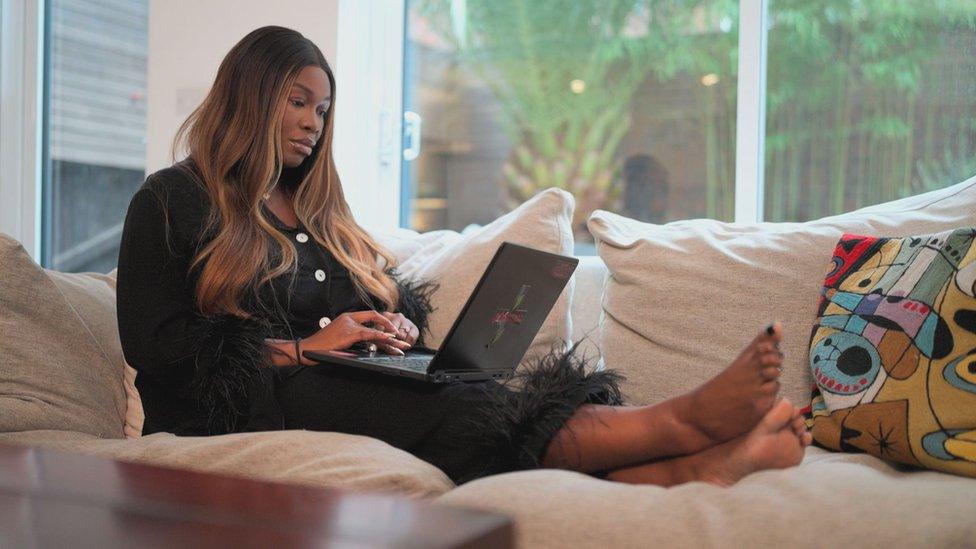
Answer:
[{"left": 402, "top": 111, "right": 422, "bottom": 161}]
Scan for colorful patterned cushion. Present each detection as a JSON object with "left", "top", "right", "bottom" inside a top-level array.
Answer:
[{"left": 808, "top": 228, "right": 976, "bottom": 477}]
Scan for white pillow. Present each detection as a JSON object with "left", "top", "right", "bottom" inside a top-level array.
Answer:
[
  {"left": 369, "top": 226, "right": 455, "bottom": 268},
  {"left": 394, "top": 188, "right": 577, "bottom": 365},
  {"left": 589, "top": 176, "right": 976, "bottom": 407}
]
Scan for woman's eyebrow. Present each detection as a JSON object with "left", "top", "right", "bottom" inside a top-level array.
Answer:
[{"left": 293, "top": 82, "right": 331, "bottom": 105}]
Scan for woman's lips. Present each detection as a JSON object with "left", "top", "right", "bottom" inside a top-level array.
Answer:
[{"left": 290, "top": 140, "right": 313, "bottom": 155}]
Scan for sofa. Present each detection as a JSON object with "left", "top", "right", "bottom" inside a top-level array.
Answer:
[{"left": 2, "top": 176, "right": 976, "bottom": 548}]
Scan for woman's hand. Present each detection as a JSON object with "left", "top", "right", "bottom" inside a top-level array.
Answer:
[
  {"left": 372, "top": 312, "right": 419, "bottom": 356},
  {"left": 380, "top": 312, "right": 419, "bottom": 345},
  {"left": 298, "top": 310, "right": 412, "bottom": 365}
]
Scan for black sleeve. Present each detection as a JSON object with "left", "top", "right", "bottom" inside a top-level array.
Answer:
[{"left": 116, "top": 172, "right": 281, "bottom": 435}]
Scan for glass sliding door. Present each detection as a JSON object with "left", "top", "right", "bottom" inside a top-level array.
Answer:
[{"left": 402, "top": 1, "right": 741, "bottom": 252}]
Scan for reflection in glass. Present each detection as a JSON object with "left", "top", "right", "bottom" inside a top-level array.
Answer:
[{"left": 403, "top": 1, "right": 740, "bottom": 250}]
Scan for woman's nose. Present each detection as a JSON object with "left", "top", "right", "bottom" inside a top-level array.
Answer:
[{"left": 301, "top": 112, "right": 320, "bottom": 133}]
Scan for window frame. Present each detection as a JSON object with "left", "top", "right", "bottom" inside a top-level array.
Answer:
[
  {"left": 734, "top": 0, "right": 768, "bottom": 223},
  {"left": 334, "top": 0, "right": 406, "bottom": 231},
  {"left": 0, "top": 0, "right": 44, "bottom": 262}
]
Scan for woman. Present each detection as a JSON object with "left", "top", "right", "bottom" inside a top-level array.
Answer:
[{"left": 117, "top": 26, "right": 811, "bottom": 486}]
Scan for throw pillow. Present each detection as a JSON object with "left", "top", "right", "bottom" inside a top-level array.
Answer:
[
  {"left": 394, "top": 188, "right": 577, "bottom": 365},
  {"left": 122, "top": 361, "right": 144, "bottom": 438},
  {"left": 588, "top": 175, "right": 976, "bottom": 407},
  {"left": 369, "top": 226, "right": 455, "bottom": 268},
  {"left": 808, "top": 228, "right": 976, "bottom": 477},
  {"left": 106, "top": 268, "right": 144, "bottom": 439},
  {"left": 0, "top": 234, "right": 126, "bottom": 438}
]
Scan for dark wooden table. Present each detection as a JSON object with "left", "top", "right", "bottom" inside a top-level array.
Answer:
[{"left": 0, "top": 443, "right": 512, "bottom": 548}]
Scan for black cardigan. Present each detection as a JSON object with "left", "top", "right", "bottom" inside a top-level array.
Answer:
[{"left": 116, "top": 161, "right": 433, "bottom": 436}]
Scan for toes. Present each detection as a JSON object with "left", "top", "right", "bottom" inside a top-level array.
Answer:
[
  {"left": 761, "top": 366, "right": 782, "bottom": 381},
  {"left": 763, "top": 321, "right": 783, "bottom": 344},
  {"left": 760, "top": 380, "right": 781, "bottom": 396},
  {"left": 802, "top": 432, "right": 814, "bottom": 447},
  {"left": 760, "top": 353, "right": 782, "bottom": 367},
  {"left": 762, "top": 397, "right": 794, "bottom": 429},
  {"left": 791, "top": 415, "right": 806, "bottom": 435},
  {"left": 751, "top": 323, "right": 781, "bottom": 349}
]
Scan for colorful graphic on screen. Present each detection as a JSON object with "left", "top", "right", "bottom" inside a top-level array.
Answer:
[{"left": 487, "top": 284, "right": 531, "bottom": 348}]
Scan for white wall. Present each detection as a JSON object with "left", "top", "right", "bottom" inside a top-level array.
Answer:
[
  {"left": 145, "top": 0, "right": 339, "bottom": 174},
  {"left": 145, "top": 0, "right": 404, "bottom": 230}
]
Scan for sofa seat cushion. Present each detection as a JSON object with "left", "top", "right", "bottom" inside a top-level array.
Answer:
[
  {"left": 589, "top": 175, "right": 976, "bottom": 408},
  {"left": 0, "top": 429, "right": 454, "bottom": 499},
  {"left": 436, "top": 447, "right": 976, "bottom": 548}
]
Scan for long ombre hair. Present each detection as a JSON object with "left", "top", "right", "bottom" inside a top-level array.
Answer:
[{"left": 172, "top": 26, "right": 398, "bottom": 317}]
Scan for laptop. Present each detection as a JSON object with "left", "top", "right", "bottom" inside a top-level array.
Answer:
[{"left": 302, "top": 242, "right": 578, "bottom": 383}]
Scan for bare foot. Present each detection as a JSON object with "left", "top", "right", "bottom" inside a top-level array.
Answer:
[
  {"left": 790, "top": 406, "right": 814, "bottom": 446},
  {"left": 676, "top": 323, "right": 785, "bottom": 446},
  {"left": 688, "top": 398, "right": 806, "bottom": 487}
]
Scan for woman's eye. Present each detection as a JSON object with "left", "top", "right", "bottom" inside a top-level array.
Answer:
[{"left": 290, "top": 99, "right": 304, "bottom": 107}]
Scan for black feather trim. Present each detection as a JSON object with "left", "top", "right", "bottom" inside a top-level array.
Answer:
[
  {"left": 388, "top": 270, "right": 438, "bottom": 347},
  {"left": 453, "top": 341, "right": 625, "bottom": 483},
  {"left": 189, "top": 313, "right": 281, "bottom": 435}
]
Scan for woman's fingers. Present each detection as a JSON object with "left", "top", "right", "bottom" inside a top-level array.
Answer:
[
  {"left": 396, "top": 321, "right": 419, "bottom": 345},
  {"left": 375, "top": 342, "right": 405, "bottom": 356},
  {"left": 346, "top": 310, "right": 399, "bottom": 333},
  {"left": 380, "top": 312, "right": 420, "bottom": 345},
  {"left": 359, "top": 327, "right": 411, "bottom": 349}
]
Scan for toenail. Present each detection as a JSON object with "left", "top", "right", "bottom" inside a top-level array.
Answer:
[{"left": 766, "top": 324, "right": 776, "bottom": 336}]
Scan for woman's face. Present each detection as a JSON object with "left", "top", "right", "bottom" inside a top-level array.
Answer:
[{"left": 280, "top": 65, "right": 331, "bottom": 168}]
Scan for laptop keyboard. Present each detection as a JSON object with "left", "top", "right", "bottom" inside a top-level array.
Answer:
[{"left": 363, "top": 355, "right": 432, "bottom": 372}]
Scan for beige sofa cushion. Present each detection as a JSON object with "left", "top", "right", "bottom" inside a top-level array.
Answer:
[
  {"left": 122, "top": 362, "right": 144, "bottom": 438},
  {"left": 437, "top": 447, "right": 976, "bottom": 548},
  {"left": 0, "top": 429, "right": 454, "bottom": 499},
  {"left": 371, "top": 226, "right": 454, "bottom": 266},
  {"left": 0, "top": 234, "right": 126, "bottom": 438},
  {"left": 394, "top": 188, "right": 577, "bottom": 364},
  {"left": 589, "top": 176, "right": 976, "bottom": 407}
]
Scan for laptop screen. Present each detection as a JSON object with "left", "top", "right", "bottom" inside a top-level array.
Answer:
[{"left": 430, "top": 242, "right": 578, "bottom": 372}]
